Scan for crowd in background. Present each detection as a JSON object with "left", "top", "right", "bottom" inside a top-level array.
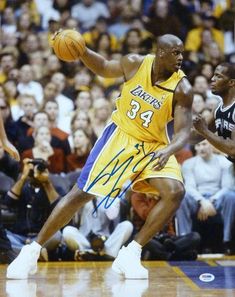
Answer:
[{"left": 0, "top": 0, "right": 235, "bottom": 262}]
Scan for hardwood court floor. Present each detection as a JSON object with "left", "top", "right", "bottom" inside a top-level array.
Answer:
[{"left": 1, "top": 258, "right": 235, "bottom": 297}]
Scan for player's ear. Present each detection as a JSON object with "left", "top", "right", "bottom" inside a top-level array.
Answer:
[{"left": 229, "top": 78, "right": 235, "bottom": 88}]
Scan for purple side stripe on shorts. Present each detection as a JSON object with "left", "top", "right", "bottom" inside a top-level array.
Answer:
[{"left": 77, "top": 122, "right": 117, "bottom": 190}]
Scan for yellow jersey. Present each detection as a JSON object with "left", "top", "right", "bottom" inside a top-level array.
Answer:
[{"left": 112, "top": 54, "right": 186, "bottom": 144}]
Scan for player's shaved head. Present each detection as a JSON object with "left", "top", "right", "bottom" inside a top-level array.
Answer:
[{"left": 157, "top": 34, "right": 183, "bottom": 49}]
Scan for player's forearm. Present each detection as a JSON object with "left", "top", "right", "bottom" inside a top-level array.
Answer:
[
  {"left": 80, "top": 48, "right": 123, "bottom": 78},
  {"left": 167, "top": 129, "right": 190, "bottom": 155},
  {"left": 0, "top": 110, "right": 8, "bottom": 144},
  {"left": 201, "top": 129, "right": 235, "bottom": 157}
]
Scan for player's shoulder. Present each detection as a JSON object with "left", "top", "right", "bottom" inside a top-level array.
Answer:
[
  {"left": 121, "top": 54, "right": 145, "bottom": 67},
  {"left": 121, "top": 54, "right": 146, "bottom": 81}
]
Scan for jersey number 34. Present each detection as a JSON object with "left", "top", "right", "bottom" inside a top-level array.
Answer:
[{"left": 127, "top": 99, "right": 153, "bottom": 128}]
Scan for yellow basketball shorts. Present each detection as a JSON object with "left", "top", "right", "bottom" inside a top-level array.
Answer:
[{"left": 77, "top": 122, "right": 183, "bottom": 199}]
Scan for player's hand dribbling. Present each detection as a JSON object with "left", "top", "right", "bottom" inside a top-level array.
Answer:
[
  {"left": 193, "top": 114, "right": 208, "bottom": 135},
  {"left": 2, "top": 139, "right": 20, "bottom": 161}
]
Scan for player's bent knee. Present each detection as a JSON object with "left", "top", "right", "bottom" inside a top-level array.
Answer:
[{"left": 166, "top": 183, "right": 185, "bottom": 203}]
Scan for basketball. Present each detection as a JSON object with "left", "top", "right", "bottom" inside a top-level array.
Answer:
[{"left": 52, "top": 29, "right": 86, "bottom": 62}]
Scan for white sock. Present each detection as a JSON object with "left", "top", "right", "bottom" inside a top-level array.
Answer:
[
  {"left": 127, "top": 240, "right": 142, "bottom": 256},
  {"left": 31, "top": 241, "right": 42, "bottom": 250}
]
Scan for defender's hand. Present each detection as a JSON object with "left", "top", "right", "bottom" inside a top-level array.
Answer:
[{"left": 193, "top": 114, "right": 208, "bottom": 135}]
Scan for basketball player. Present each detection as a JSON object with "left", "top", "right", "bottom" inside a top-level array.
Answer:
[
  {"left": 0, "top": 110, "right": 19, "bottom": 161},
  {"left": 7, "top": 34, "right": 193, "bottom": 279},
  {"left": 192, "top": 63, "right": 235, "bottom": 161}
]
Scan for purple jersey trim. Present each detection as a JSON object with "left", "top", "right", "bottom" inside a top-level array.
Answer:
[{"left": 77, "top": 122, "right": 117, "bottom": 190}]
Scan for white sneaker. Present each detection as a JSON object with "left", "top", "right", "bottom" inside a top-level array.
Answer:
[
  {"left": 7, "top": 242, "right": 41, "bottom": 279},
  {"left": 112, "top": 246, "right": 149, "bottom": 279}
]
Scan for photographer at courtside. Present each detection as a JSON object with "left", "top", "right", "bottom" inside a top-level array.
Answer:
[{"left": 4, "top": 158, "right": 62, "bottom": 261}]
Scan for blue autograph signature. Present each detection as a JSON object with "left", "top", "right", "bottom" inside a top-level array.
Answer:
[{"left": 86, "top": 142, "right": 156, "bottom": 212}]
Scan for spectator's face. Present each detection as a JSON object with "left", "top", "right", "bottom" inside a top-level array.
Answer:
[
  {"left": 126, "top": 31, "right": 141, "bottom": 47},
  {"left": 195, "top": 140, "right": 213, "bottom": 159},
  {"left": 44, "top": 101, "right": 59, "bottom": 122},
  {"left": 0, "top": 55, "right": 15, "bottom": 73},
  {"left": 74, "top": 71, "right": 91, "bottom": 87},
  {"left": 193, "top": 76, "right": 208, "bottom": 94},
  {"left": 20, "top": 65, "right": 33, "bottom": 83},
  {"left": 4, "top": 80, "right": 17, "bottom": 98},
  {"left": 73, "top": 129, "right": 89, "bottom": 149},
  {"left": 73, "top": 112, "right": 89, "bottom": 130},
  {"left": 34, "top": 113, "right": 49, "bottom": 128},
  {"left": 51, "top": 73, "right": 66, "bottom": 92},
  {"left": 192, "top": 94, "right": 205, "bottom": 114},
  {"left": 76, "top": 91, "right": 92, "bottom": 111},
  {"left": 47, "top": 55, "right": 61, "bottom": 72},
  {"left": 26, "top": 34, "right": 39, "bottom": 52},
  {"left": 44, "top": 82, "right": 57, "bottom": 100},
  {"left": 94, "top": 99, "right": 111, "bottom": 121},
  {"left": 155, "top": 0, "right": 168, "bottom": 18},
  {"left": 201, "top": 64, "right": 213, "bottom": 80},
  {"left": 20, "top": 96, "right": 37, "bottom": 118},
  {"left": 3, "top": 7, "right": 15, "bottom": 24},
  {"left": 34, "top": 126, "right": 51, "bottom": 145},
  {"left": 19, "top": 13, "right": 31, "bottom": 29},
  {"left": 8, "top": 68, "right": 19, "bottom": 80}
]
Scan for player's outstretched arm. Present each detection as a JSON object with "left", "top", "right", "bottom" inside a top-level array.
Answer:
[
  {"left": 0, "top": 110, "right": 20, "bottom": 161},
  {"left": 80, "top": 49, "right": 144, "bottom": 79}
]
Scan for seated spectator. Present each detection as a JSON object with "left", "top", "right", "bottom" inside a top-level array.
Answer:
[
  {"left": 17, "top": 64, "right": 44, "bottom": 106},
  {"left": 185, "top": 13, "right": 224, "bottom": 62},
  {"left": 62, "top": 197, "right": 133, "bottom": 260},
  {"left": 66, "top": 128, "right": 92, "bottom": 173},
  {"left": 42, "top": 100, "right": 69, "bottom": 139},
  {"left": 121, "top": 28, "right": 145, "bottom": 55},
  {"left": 75, "top": 90, "right": 93, "bottom": 113},
  {"left": 71, "top": 0, "right": 110, "bottom": 32},
  {"left": 50, "top": 72, "right": 74, "bottom": 131},
  {"left": 176, "top": 140, "right": 235, "bottom": 254},
  {"left": 143, "top": 0, "right": 182, "bottom": 39},
  {"left": 192, "top": 93, "right": 206, "bottom": 115},
  {"left": 91, "top": 98, "right": 112, "bottom": 138},
  {"left": 3, "top": 79, "right": 20, "bottom": 121},
  {"left": 83, "top": 16, "right": 118, "bottom": 52},
  {"left": 70, "top": 110, "right": 97, "bottom": 146},
  {"left": 15, "top": 94, "right": 38, "bottom": 143},
  {"left": 21, "top": 125, "right": 66, "bottom": 174},
  {"left": 4, "top": 158, "right": 62, "bottom": 260},
  {"left": 21, "top": 111, "right": 71, "bottom": 157},
  {"left": 0, "top": 52, "right": 16, "bottom": 84}
]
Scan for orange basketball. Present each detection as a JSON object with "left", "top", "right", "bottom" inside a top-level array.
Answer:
[{"left": 52, "top": 29, "right": 86, "bottom": 62}]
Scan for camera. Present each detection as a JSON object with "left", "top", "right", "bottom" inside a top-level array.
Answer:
[
  {"left": 88, "top": 232, "right": 107, "bottom": 252},
  {"left": 28, "top": 158, "right": 48, "bottom": 178}
]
